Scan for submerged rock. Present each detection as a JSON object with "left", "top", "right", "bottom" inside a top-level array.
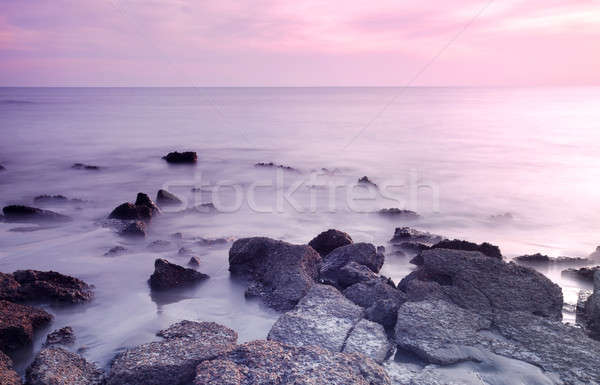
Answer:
[
  {"left": 13, "top": 270, "right": 93, "bottom": 303},
  {"left": 187, "top": 256, "right": 201, "bottom": 268},
  {"left": 229, "top": 237, "right": 321, "bottom": 311},
  {"left": 399, "top": 248, "right": 563, "bottom": 320},
  {"left": 431, "top": 239, "right": 502, "bottom": 259},
  {"left": 394, "top": 300, "right": 600, "bottom": 384},
  {"left": 308, "top": 229, "right": 353, "bottom": 257},
  {"left": 147, "top": 239, "right": 172, "bottom": 251},
  {"left": 109, "top": 193, "right": 159, "bottom": 222},
  {"left": 377, "top": 208, "right": 420, "bottom": 219},
  {"left": 357, "top": 176, "right": 377, "bottom": 187},
  {"left": 44, "top": 326, "right": 75, "bottom": 347},
  {"left": 0, "top": 164, "right": 5, "bottom": 171},
  {"left": 194, "top": 339, "right": 391, "bottom": 385},
  {"left": 71, "top": 163, "right": 100, "bottom": 170},
  {"left": 33, "top": 195, "right": 69, "bottom": 204},
  {"left": 162, "top": 151, "right": 197, "bottom": 164},
  {"left": 148, "top": 259, "right": 209, "bottom": 290},
  {"left": 514, "top": 253, "right": 550, "bottom": 264},
  {"left": 0, "top": 351, "right": 21, "bottom": 385},
  {"left": 0, "top": 300, "right": 53, "bottom": 352},
  {"left": 562, "top": 266, "right": 600, "bottom": 282},
  {"left": 104, "top": 246, "right": 127, "bottom": 257},
  {"left": 107, "top": 321, "right": 237, "bottom": 385},
  {"left": 319, "top": 243, "right": 384, "bottom": 288},
  {"left": 2, "top": 205, "right": 71, "bottom": 223},
  {"left": 515, "top": 253, "right": 589, "bottom": 265},
  {"left": 254, "top": 162, "right": 299, "bottom": 172},
  {"left": 26, "top": 347, "right": 103, "bottom": 385},
  {"left": 195, "top": 339, "right": 389, "bottom": 385},
  {"left": 119, "top": 221, "right": 146, "bottom": 238},
  {"left": 156, "top": 189, "right": 182, "bottom": 206}
]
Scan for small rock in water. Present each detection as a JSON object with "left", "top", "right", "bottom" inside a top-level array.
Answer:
[
  {"left": 0, "top": 300, "right": 53, "bottom": 352},
  {"left": 514, "top": 253, "right": 550, "bottom": 264},
  {"left": 357, "top": 175, "right": 377, "bottom": 187},
  {"left": 71, "top": 163, "right": 100, "bottom": 170},
  {"left": 162, "top": 151, "right": 197, "bottom": 164},
  {"left": 26, "top": 347, "right": 104, "bottom": 385},
  {"left": 378, "top": 208, "right": 420, "bottom": 219},
  {"left": 2, "top": 205, "right": 71, "bottom": 223},
  {"left": 178, "top": 247, "right": 193, "bottom": 256},
  {"left": 33, "top": 194, "right": 69, "bottom": 204},
  {"left": 13, "top": 269, "right": 94, "bottom": 303},
  {"left": 108, "top": 192, "right": 160, "bottom": 222},
  {"left": 147, "top": 239, "right": 172, "bottom": 250},
  {"left": 187, "top": 256, "right": 201, "bottom": 268},
  {"left": 431, "top": 238, "right": 502, "bottom": 260},
  {"left": 0, "top": 351, "right": 21, "bottom": 385},
  {"left": 254, "top": 162, "right": 299, "bottom": 172},
  {"left": 44, "top": 326, "right": 75, "bottom": 347},
  {"left": 148, "top": 258, "right": 209, "bottom": 290},
  {"left": 104, "top": 246, "right": 127, "bottom": 256},
  {"left": 156, "top": 189, "right": 182, "bottom": 206},
  {"left": 196, "top": 237, "right": 232, "bottom": 246},
  {"left": 308, "top": 229, "right": 353, "bottom": 257},
  {"left": 515, "top": 253, "right": 589, "bottom": 265},
  {"left": 562, "top": 266, "right": 600, "bottom": 282},
  {"left": 0, "top": 164, "right": 5, "bottom": 171},
  {"left": 119, "top": 221, "right": 146, "bottom": 237},
  {"left": 389, "top": 227, "right": 444, "bottom": 256},
  {"left": 170, "top": 232, "right": 183, "bottom": 240}
]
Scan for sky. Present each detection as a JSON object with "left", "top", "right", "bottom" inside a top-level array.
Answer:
[{"left": 1, "top": 0, "right": 600, "bottom": 86}]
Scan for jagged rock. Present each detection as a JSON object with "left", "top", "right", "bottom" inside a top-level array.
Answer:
[
  {"left": 562, "top": 266, "right": 600, "bottom": 282},
  {"left": 107, "top": 321, "right": 237, "bottom": 385},
  {"left": 104, "top": 246, "right": 127, "bottom": 256},
  {"left": 134, "top": 193, "right": 160, "bottom": 216},
  {"left": 378, "top": 208, "right": 420, "bottom": 219},
  {"left": 2, "top": 205, "right": 71, "bottom": 223},
  {"left": 71, "top": 163, "right": 100, "bottom": 170},
  {"left": 0, "top": 351, "right": 21, "bottom": 385},
  {"left": 335, "top": 261, "right": 378, "bottom": 289},
  {"left": 26, "top": 347, "right": 103, "bottom": 385},
  {"left": 399, "top": 248, "right": 563, "bottom": 320},
  {"left": 0, "top": 300, "right": 53, "bottom": 352},
  {"left": 119, "top": 221, "right": 146, "bottom": 237},
  {"left": 430, "top": 239, "right": 502, "bottom": 259},
  {"left": 357, "top": 176, "right": 377, "bottom": 187},
  {"left": 44, "top": 326, "right": 75, "bottom": 347},
  {"left": 343, "top": 277, "right": 406, "bottom": 329},
  {"left": 148, "top": 259, "right": 208, "bottom": 290},
  {"left": 319, "top": 243, "right": 384, "bottom": 288},
  {"left": 13, "top": 270, "right": 93, "bottom": 303},
  {"left": 108, "top": 193, "right": 159, "bottom": 221},
  {"left": 156, "top": 189, "right": 182, "bottom": 206},
  {"left": 187, "top": 256, "right": 201, "bottom": 268},
  {"left": 308, "top": 229, "right": 353, "bottom": 257},
  {"left": 194, "top": 340, "right": 391, "bottom": 385},
  {"left": 229, "top": 237, "right": 321, "bottom": 311},
  {"left": 394, "top": 300, "right": 600, "bottom": 384},
  {"left": 342, "top": 319, "right": 393, "bottom": 363},
  {"left": 162, "top": 151, "right": 197, "bottom": 164},
  {"left": 254, "top": 162, "right": 299, "bottom": 172},
  {"left": 0, "top": 273, "right": 22, "bottom": 302}
]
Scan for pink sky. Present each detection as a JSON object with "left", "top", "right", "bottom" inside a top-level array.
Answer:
[{"left": 1, "top": 0, "right": 600, "bottom": 86}]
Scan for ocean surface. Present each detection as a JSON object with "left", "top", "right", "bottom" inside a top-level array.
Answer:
[{"left": 1, "top": 87, "right": 600, "bottom": 376}]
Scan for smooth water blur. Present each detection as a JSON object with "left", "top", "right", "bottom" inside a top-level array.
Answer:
[{"left": 1, "top": 87, "right": 600, "bottom": 373}]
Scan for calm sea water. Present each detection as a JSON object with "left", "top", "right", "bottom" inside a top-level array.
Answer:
[{"left": 1, "top": 87, "right": 599, "bottom": 374}]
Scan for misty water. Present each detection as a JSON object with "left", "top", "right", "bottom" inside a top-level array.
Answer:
[{"left": 1, "top": 87, "right": 599, "bottom": 379}]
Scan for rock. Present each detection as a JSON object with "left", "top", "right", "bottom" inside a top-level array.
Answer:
[
  {"left": 147, "top": 239, "right": 171, "bottom": 250},
  {"left": 187, "top": 257, "right": 201, "bottom": 268},
  {"left": 107, "top": 321, "right": 237, "bottom": 385},
  {"left": 0, "top": 273, "right": 22, "bottom": 302},
  {"left": 342, "top": 319, "right": 393, "bottom": 363},
  {"left": 194, "top": 339, "right": 391, "bottom": 385},
  {"left": 515, "top": 253, "right": 589, "bottom": 265},
  {"left": 2, "top": 205, "right": 71, "bottom": 223},
  {"left": 44, "top": 326, "right": 75, "bottom": 347},
  {"left": 156, "top": 189, "right": 182, "bottom": 206},
  {"left": 71, "top": 163, "right": 100, "bottom": 170},
  {"left": 13, "top": 270, "right": 93, "bottom": 303},
  {"left": 119, "top": 221, "right": 146, "bottom": 237},
  {"left": 583, "top": 272, "right": 600, "bottom": 339},
  {"left": 334, "top": 261, "right": 378, "bottom": 289},
  {"left": 377, "top": 208, "right": 420, "bottom": 219},
  {"left": 0, "top": 351, "right": 21, "bottom": 385},
  {"left": 590, "top": 246, "right": 600, "bottom": 260},
  {"left": 254, "top": 162, "right": 299, "bottom": 172},
  {"left": 162, "top": 151, "right": 197, "bottom": 164},
  {"left": 431, "top": 239, "right": 502, "bottom": 259},
  {"left": 399, "top": 248, "right": 563, "bottom": 320},
  {"left": 0, "top": 300, "right": 53, "bottom": 352},
  {"left": 148, "top": 259, "right": 208, "bottom": 290},
  {"left": 389, "top": 227, "right": 443, "bottom": 256},
  {"left": 134, "top": 193, "right": 160, "bottom": 216},
  {"left": 0, "top": 164, "right": 5, "bottom": 171},
  {"left": 357, "top": 176, "right": 377, "bottom": 187},
  {"left": 514, "top": 253, "right": 550, "bottom": 264},
  {"left": 394, "top": 299, "right": 600, "bottom": 384},
  {"left": 178, "top": 247, "right": 193, "bottom": 256},
  {"left": 343, "top": 278, "right": 406, "bottom": 329},
  {"left": 103, "top": 246, "right": 127, "bottom": 256},
  {"left": 33, "top": 195, "right": 69, "bottom": 204},
  {"left": 489, "top": 212, "right": 514, "bottom": 222},
  {"left": 308, "top": 229, "right": 353, "bottom": 257},
  {"left": 229, "top": 237, "right": 321, "bottom": 311},
  {"left": 108, "top": 193, "right": 159, "bottom": 222},
  {"left": 364, "top": 298, "right": 403, "bottom": 329},
  {"left": 319, "top": 243, "right": 384, "bottom": 288},
  {"left": 562, "top": 266, "right": 600, "bottom": 282},
  {"left": 26, "top": 347, "right": 103, "bottom": 385},
  {"left": 196, "top": 237, "right": 232, "bottom": 246}
]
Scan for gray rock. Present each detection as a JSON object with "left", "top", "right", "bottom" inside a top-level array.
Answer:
[
  {"left": 430, "top": 239, "right": 502, "bottom": 259},
  {"left": 194, "top": 340, "right": 391, "bottom": 385},
  {"left": 26, "top": 347, "right": 103, "bottom": 385},
  {"left": 44, "top": 326, "right": 75, "bottom": 347},
  {"left": 342, "top": 319, "right": 393, "bottom": 363},
  {"left": 378, "top": 208, "right": 420, "bottom": 220},
  {"left": 320, "top": 243, "right": 384, "bottom": 287},
  {"left": 229, "top": 237, "right": 321, "bottom": 311},
  {"left": 562, "top": 266, "right": 600, "bottom": 282},
  {"left": 399, "top": 248, "right": 563, "bottom": 320},
  {"left": 389, "top": 227, "right": 443, "bottom": 249},
  {"left": 583, "top": 271, "right": 600, "bottom": 339},
  {"left": 156, "top": 189, "right": 182, "bottom": 206},
  {"left": 2, "top": 205, "right": 72, "bottom": 223},
  {"left": 308, "top": 229, "right": 353, "bottom": 257},
  {"left": 394, "top": 300, "right": 600, "bottom": 384},
  {"left": 148, "top": 258, "right": 208, "bottom": 290},
  {"left": 335, "top": 261, "right": 378, "bottom": 289},
  {"left": 107, "top": 321, "right": 237, "bottom": 385},
  {"left": 343, "top": 277, "right": 405, "bottom": 309},
  {"left": 365, "top": 298, "right": 404, "bottom": 329},
  {"left": 0, "top": 351, "right": 21, "bottom": 385}
]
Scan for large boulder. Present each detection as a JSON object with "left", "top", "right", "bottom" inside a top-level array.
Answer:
[
  {"left": 308, "top": 229, "right": 353, "bottom": 257},
  {"left": 148, "top": 259, "right": 209, "bottom": 290},
  {"left": 194, "top": 340, "right": 391, "bottom": 385},
  {"left": 26, "top": 347, "right": 104, "bottom": 385},
  {"left": 2, "top": 205, "right": 71, "bottom": 223},
  {"left": 582, "top": 271, "right": 600, "bottom": 339},
  {"left": 229, "top": 237, "right": 321, "bottom": 311},
  {"left": 162, "top": 151, "right": 197, "bottom": 164},
  {"left": 156, "top": 189, "right": 182, "bottom": 206},
  {"left": 0, "top": 300, "right": 53, "bottom": 352},
  {"left": 0, "top": 351, "right": 21, "bottom": 385},
  {"left": 107, "top": 321, "right": 237, "bottom": 385},
  {"left": 0, "top": 273, "right": 22, "bottom": 302},
  {"left": 108, "top": 193, "right": 159, "bottom": 222},
  {"left": 394, "top": 300, "right": 600, "bottom": 384},
  {"left": 12, "top": 270, "right": 93, "bottom": 303},
  {"left": 267, "top": 284, "right": 392, "bottom": 363},
  {"left": 319, "top": 243, "right": 384, "bottom": 288},
  {"left": 562, "top": 266, "right": 600, "bottom": 282},
  {"left": 430, "top": 239, "right": 502, "bottom": 259},
  {"left": 399, "top": 248, "right": 563, "bottom": 320}
]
